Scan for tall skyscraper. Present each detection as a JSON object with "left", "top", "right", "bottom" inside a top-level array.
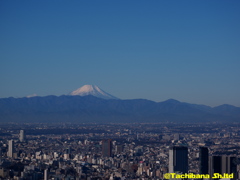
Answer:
[
  {"left": 7, "top": 139, "right": 14, "bottom": 158},
  {"left": 116, "top": 144, "right": 124, "bottom": 154},
  {"left": 169, "top": 146, "right": 188, "bottom": 174},
  {"left": 102, "top": 139, "right": 112, "bottom": 157},
  {"left": 209, "top": 156, "right": 221, "bottom": 180},
  {"left": 199, "top": 147, "right": 208, "bottom": 174},
  {"left": 66, "top": 146, "right": 71, "bottom": 154},
  {"left": 44, "top": 169, "right": 48, "bottom": 180},
  {"left": 209, "top": 155, "right": 237, "bottom": 180},
  {"left": 174, "top": 133, "right": 180, "bottom": 141},
  {"left": 19, "top": 130, "right": 25, "bottom": 142}
]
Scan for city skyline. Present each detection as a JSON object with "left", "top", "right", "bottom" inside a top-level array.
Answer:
[
  {"left": 1, "top": 0, "right": 240, "bottom": 107},
  {"left": 1, "top": 123, "right": 239, "bottom": 179}
]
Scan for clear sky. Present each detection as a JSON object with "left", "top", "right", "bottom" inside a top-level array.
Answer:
[{"left": 0, "top": 0, "right": 240, "bottom": 107}]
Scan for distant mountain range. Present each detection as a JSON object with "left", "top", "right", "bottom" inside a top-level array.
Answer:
[{"left": 0, "top": 85, "right": 239, "bottom": 123}]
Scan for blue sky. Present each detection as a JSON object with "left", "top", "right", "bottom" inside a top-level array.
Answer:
[{"left": 0, "top": 0, "right": 240, "bottom": 107}]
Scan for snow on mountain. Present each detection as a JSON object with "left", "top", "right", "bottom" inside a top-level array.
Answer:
[
  {"left": 26, "top": 93, "right": 38, "bottom": 98},
  {"left": 69, "top": 85, "right": 119, "bottom": 99}
]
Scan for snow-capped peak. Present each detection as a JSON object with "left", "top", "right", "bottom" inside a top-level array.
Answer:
[
  {"left": 69, "top": 85, "right": 119, "bottom": 99},
  {"left": 26, "top": 93, "right": 38, "bottom": 98}
]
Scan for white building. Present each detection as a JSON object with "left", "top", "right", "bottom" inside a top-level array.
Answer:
[
  {"left": 7, "top": 140, "right": 14, "bottom": 158},
  {"left": 19, "top": 130, "right": 25, "bottom": 142}
]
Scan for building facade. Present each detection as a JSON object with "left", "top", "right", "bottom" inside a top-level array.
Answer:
[
  {"left": 102, "top": 139, "right": 112, "bottom": 157},
  {"left": 169, "top": 146, "right": 188, "bottom": 174}
]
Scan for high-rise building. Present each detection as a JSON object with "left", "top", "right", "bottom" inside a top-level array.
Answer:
[
  {"left": 209, "top": 156, "right": 221, "bottom": 180},
  {"left": 174, "top": 134, "right": 180, "bottom": 141},
  {"left": 19, "top": 130, "right": 25, "bottom": 142},
  {"left": 102, "top": 139, "right": 112, "bottom": 157},
  {"left": 209, "top": 155, "right": 237, "bottom": 180},
  {"left": 44, "top": 169, "right": 48, "bottom": 180},
  {"left": 66, "top": 146, "right": 71, "bottom": 154},
  {"left": 7, "top": 139, "right": 14, "bottom": 158},
  {"left": 169, "top": 146, "right": 188, "bottom": 174},
  {"left": 199, "top": 147, "right": 208, "bottom": 174},
  {"left": 116, "top": 144, "right": 123, "bottom": 154}
]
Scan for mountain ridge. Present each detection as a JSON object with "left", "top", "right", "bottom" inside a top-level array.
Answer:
[{"left": 0, "top": 95, "right": 239, "bottom": 123}]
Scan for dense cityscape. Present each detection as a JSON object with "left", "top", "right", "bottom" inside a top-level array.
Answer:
[{"left": 0, "top": 122, "right": 239, "bottom": 180}]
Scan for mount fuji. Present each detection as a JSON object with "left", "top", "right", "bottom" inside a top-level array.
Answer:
[
  {"left": 0, "top": 85, "right": 240, "bottom": 123},
  {"left": 69, "top": 85, "right": 119, "bottom": 100}
]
